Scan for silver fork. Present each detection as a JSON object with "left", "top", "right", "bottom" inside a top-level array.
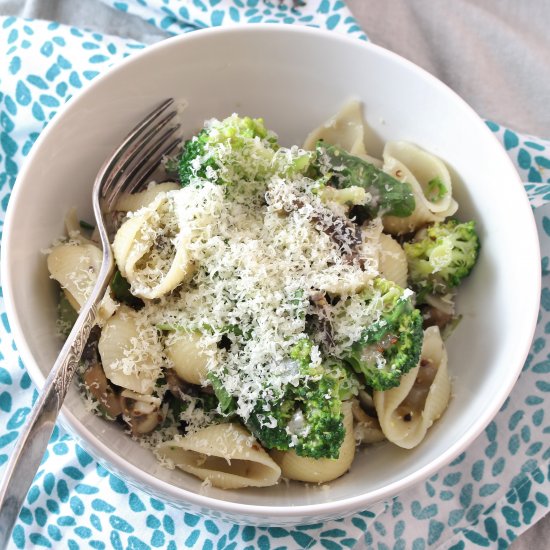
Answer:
[{"left": 0, "top": 98, "right": 181, "bottom": 548}]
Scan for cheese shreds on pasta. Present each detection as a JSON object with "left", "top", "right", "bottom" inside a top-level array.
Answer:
[
  {"left": 132, "top": 159, "right": 378, "bottom": 421},
  {"left": 90, "top": 119, "right": 384, "bottom": 421}
]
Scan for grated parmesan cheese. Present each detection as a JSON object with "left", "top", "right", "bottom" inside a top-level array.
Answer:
[
  {"left": 88, "top": 114, "right": 398, "bottom": 450},
  {"left": 134, "top": 164, "right": 381, "bottom": 421}
]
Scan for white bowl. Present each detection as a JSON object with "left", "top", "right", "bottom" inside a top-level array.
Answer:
[{"left": 1, "top": 25, "right": 540, "bottom": 525}]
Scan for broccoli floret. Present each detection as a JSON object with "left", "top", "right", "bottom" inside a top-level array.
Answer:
[
  {"left": 314, "top": 142, "right": 416, "bottom": 218},
  {"left": 323, "top": 358, "right": 361, "bottom": 401},
  {"left": 403, "top": 220, "right": 480, "bottom": 298},
  {"left": 178, "top": 128, "right": 215, "bottom": 186},
  {"left": 247, "top": 377, "right": 345, "bottom": 460},
  {"left": 246, "top": 391, "right": 297, "bottom": 451},
  {"left": 426, "top": 176, "right": 448, "bottom": 202},
  {"left": 345, "top": 278, "right": 424, "bottom": 391},
  {"left": 178, "top": 114, "right": 279, "bottom": 186},
  {"left": 246, "top": 347, "right": 355, "bottom": 459},
  {"left": 293, "top": 373, "right": 345, "bottom": 459},
  {"left": 289, "top": 337, "right": 313, "bottom": 368}
]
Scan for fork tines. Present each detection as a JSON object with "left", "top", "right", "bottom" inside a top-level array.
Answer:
[{"left": 99, "top": 98, "right": 182, "bottom": 211}]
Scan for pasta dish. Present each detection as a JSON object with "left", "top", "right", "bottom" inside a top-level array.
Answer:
[{"left": 46, "top": 101, "right": 480, "bottom": 489}]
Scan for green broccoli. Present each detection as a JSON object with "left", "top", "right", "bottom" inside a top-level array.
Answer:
[
  {"left": 426, "top": 176, "right": 448, "bottom": 202},
  {"left": 403, "top": 219, "right": 480, "bottom": 298},
  {"left": 246, "top": 376, "right": 345, "bottom": 460},
  {"left": 57, "top": 292, "right": 78, "bottom": 337},
  {"left": 207, "top": 371, "right": 237, "bottom": 414},
  {"left": 178, "top": 114, "right": 279, "bottom": 186},
  {"left": 110, "top": 270, "right": 144, "bottom": 310},
  {"left": 292, "top": 372, "right": 346, "bottom": 459},
  {"left": 178, "top": 127, "right": 217, "bottom": 186},
  {"left": 314, "top": 142, "right": 416, "bottom": 218},
  {"left": 289, "top": 337, "right": 314, "bottom": 368},
  {"left": 246, "top": 343, "right": 357, "bottom": 459},
  {"left": 345, "top": 278, "right": 424, "bottom": 391},
  {"left": 246, "top": 391, "right": 297, "bottom": 452}
]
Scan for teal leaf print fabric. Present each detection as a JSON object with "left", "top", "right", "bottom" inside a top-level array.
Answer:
[
  {"left": 0, "top": 5, "right": 549, "bottom": 549},
  {"left": 95, "top": 0, "right": 367, "bottom": 39},
  {"left": 485, "top": 121, "right": 550, "bottom": 208}
]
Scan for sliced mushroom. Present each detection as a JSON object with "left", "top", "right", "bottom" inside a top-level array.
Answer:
[
  {"left": 82, "top": 362, "right": 122, "bottom": 419},
  {"left": 357, "top": 389, "right": 377, "bottom": 416},
  {"left": 120, "top": 390, "right": 163, "bottom": 435},
  {"left": 265, "top": 193, "right": 362, "bottom": 262},
  {"left": 395, "top": 358, "right": 438, "bottom": 422},
  {"left": 421, "top": 304, "right": 455, "bottom": 331},
  {"left": 307, "top": 291, "right": 335, "bottom": 348},
  {"left": 314, "top": 210, "right": 363, "bottom": 259},
  {"left": 164, "top": 368, "right": 197, "bottom": 400},
  {"left": 351, "top": 399, "right": 385, "bottom": 444}
]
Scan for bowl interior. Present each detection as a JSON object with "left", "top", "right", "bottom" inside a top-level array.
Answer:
[{"left": 2, "top": 25, "right": 540, "bottom": 522}]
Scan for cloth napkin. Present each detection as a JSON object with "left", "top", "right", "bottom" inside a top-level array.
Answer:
[{"left": 0, "top": 2, "right": 549, "bottom": 548}]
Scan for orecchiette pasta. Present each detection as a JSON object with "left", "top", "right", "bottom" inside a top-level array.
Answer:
[
  {"left": 270, "top": 402, "right": 355, "bottom": 483},
  {"left": 373, "top": 326, "right": 451, "bottom": 449},
  {"left": 157, "top": 423, "right": 281, "bottom": 489}
]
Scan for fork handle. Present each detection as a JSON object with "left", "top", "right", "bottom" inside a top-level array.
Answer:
[{"left": 0, "top": 271, "right": 111, "bottom": 549}]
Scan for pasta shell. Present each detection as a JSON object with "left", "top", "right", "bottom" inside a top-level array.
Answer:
[
  {"left": 47, "top": 241, "right": 118, "bottom": 326},
  {"left": 351, "top": 399, "right": 386, "bottom": 445},
  {"left": 303, "top": 100, "right": 382, "bottom": 166},
  {"left": 47, "top": 242, "right": 103, "bottom": 310},
  {"left": 385, "top": 141, "right": 454, "bottom": 212},
  {"left": 64, "top": 207, "right": 81, "bottom": 237},
  {"left": 98, "top": 305, "right": 163, "bottom": 394},
  {"left": 382, "top": 142, "right": 458, "bottom": 235},
  {"left": 112, "top": 193, "right": 194, "bottom": 299},
  {"left": 115, "top": 182, "right": 180, "bottom": 213},
  {"left": 157, "top": 423, "right": 281, "bottom": 489},
  {"left": 63, "top": 207, "right": 96, "bottom": 246},
  {"left": 164, "top": 331, "right": 215, "bottom": 385},
  {"left": 373, "top": 326, "right": 451, "bottom": 449},
  {"left": 424, "top": 293, "right": 456, "bottom": 316},
  {"left": 270, "top": 402, "right": 355, "bottom": 483},
  {"left": 378, "top": 233, "right": 408, "bottom": 288},
  {"left": 359, "top": 217, "right": 384, "bottom": 276}
]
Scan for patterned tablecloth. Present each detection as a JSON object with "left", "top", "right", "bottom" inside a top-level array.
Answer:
[{"left": 0, "top": 2, "right": 548, "bottom": 548}]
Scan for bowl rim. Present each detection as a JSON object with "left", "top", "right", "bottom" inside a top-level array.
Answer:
[{"left": 1, "top": 23, "right": 541, "bottom": 520}]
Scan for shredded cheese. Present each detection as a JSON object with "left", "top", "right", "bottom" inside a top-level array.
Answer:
[
  {"left": 135, "top": 166, "right": 379, "bottom": 421},
  {"left": 100, "top": 117, "right": 387, "bottom": 434}
]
